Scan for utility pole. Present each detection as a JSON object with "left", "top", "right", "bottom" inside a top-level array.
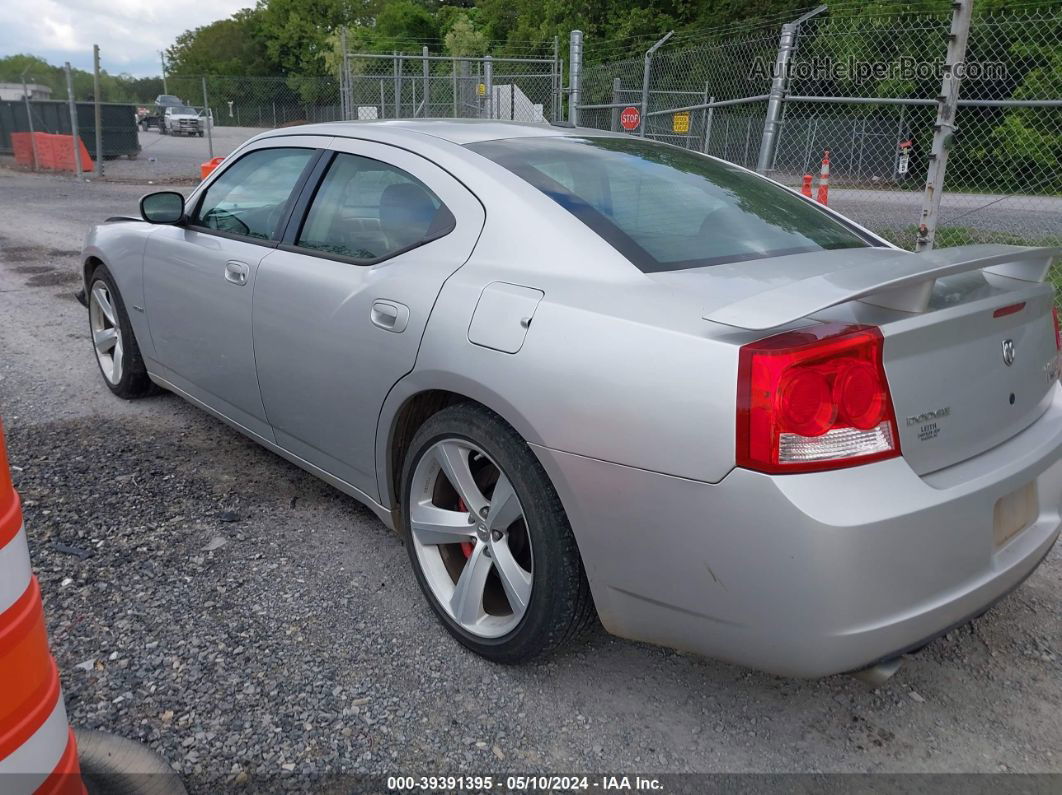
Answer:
[
  {"left": 915, "top": 0, "right": 974, "bottom": 251},
  {"left": 160, "top": 50, "right": 168, "bottom": 94},
  {"left": 93, "top": 44, "right": 103, "bottom": 178},
  {"left": 64, "top": 62, "right": 83, "bottom": 179}
]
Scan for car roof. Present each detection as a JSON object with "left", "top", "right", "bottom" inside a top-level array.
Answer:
[{"left": 258, "top": 119, "right": 623, "bottom": 146}]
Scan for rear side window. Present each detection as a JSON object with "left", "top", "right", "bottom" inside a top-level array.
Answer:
[
  {"left": 295, "top": 152, "right": 455, "bottom": 263},
  {"left": 468, "top": 137, "right": 872, "bottom": 272},
  {"left": 194, "top": 147, "right": 315, "bottom": 241}
]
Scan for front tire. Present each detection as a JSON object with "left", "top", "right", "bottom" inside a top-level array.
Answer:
[
  {"left": 401, "top": 404, "right": 595, "bottom": 663},
  {"left": 87, "top": 265, "right": 154, "bottom": 399}
]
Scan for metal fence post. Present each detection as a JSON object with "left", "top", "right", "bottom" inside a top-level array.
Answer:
[
  {"left": 610, "top": 78, "right": 621, "bottom": 131},
  {"left": 484, "top": 55, "right": 493, "bottom": 119},
  {"left": 756, "top": 5, "right": 826, "bottom": 173},
  {"left": 93, "top": 44, "right": 103, "bottom": 178},
  {"left": 393, "top": 52, "right": 401, "bottom": 118},
  {"left": 451, "top": 58, "right": 458, "bottom": 118},
  {"left": 552, "top": 36, "right": 560, "bottom": 122},
  {"left": 703, "top": 96, "right": 715, "bottom": 154},
  {"left": 340, "top": 27, "right": 349, "bottom": 120},
  {"left": 915, "top": 0, "right": 974, "bottom": 251},
  {"left": 202, "top": 77, "right": 214, "bottom": 159},
  {"left": 568, "top": 30, "right": 583, "bottom": 126},
  {"left": 20, "top": 70, "right": 38, "bottom": 170},
  {"left": 422, "top": 47, "right": 430, "bottom": 118},
  {"left": 64, "top": 62, "right": 82, "bottom": 179},
  {"left": 640, "top": 31, "right": 673, "bottom": 138},
  {"left": 756, "top": 23, "right": 795, "bottom": 172}
]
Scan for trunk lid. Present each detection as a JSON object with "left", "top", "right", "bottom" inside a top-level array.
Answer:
[
  {"left": 655, "top": 244, "right": 1061, "bottom": 475},
  {"left": 878, "top": 282, "right": 1057, "bottom": 474}
]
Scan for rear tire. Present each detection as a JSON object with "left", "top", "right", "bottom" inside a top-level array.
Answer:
[
  {"left": 400, "top": 403, "right": 595, "bottom": 663},
  {"left": 87, "top": 265, "right": 155, "bottom": 399}
]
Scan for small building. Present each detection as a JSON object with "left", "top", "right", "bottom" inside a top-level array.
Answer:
[{"left": 0, "top": 83, "right": 53, "bottom": 101}]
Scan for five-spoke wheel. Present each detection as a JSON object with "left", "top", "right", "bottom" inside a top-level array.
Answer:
[
  {"left": 89, "top": 282, "right": 124, "bottom": 385},
  {"left": 409, "top": 439, "right": 534, "bottom": 638},
  {"left": 402, "top": 404, "right": 595, "bottom": 662},
  {"left": 86, "top": 265, "right": 154, "bottom": 399}
]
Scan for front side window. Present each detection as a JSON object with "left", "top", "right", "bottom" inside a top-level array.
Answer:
[
  {"left": 295, "top": 152, "right": 455, "bottom": 263},
  {"left": 194, "top": 147, "right": 315, "bottom": 241},
  {"left": 468, "top": 137, "right": 873, "bottom": 272}
]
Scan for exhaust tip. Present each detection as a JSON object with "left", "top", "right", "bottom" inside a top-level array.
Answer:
[{"left": 850, "top": 656, "right": 903, "bottom": 687}]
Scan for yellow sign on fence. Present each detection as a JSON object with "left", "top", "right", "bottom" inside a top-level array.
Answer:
[
  {"left": 477, "top": 83, "right": 486, "bottom": 97},
  {"left": 672, "top": 112, "right": 691, "bottom": 134}
]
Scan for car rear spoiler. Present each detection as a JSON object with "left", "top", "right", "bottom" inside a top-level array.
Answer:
[{"left": 704, "top": 244, "right": 1060, "bottom": 331}]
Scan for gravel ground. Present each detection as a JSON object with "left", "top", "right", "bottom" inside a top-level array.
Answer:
[{"left": 1, "top": 166, "right": 1061, "bottom": 791}]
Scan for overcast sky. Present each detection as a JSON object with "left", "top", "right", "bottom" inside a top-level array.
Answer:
[{"left": 1, "top": 0, "right": 253, "bottom": 77}]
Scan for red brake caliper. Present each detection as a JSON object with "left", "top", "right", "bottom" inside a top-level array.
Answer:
[{"left": 457, "top": 497, "right": 474, "bottom": 559}]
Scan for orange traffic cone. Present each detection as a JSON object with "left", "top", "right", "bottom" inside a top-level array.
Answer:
[
  {"left": 800, "top": 174, "right": 813, "bottom": 198},
  {"left": 0, "top": 420, "right": 85, "bottom": 795},
  {"left": 816, "top": 150, "right": 830, "bottom": 206}
]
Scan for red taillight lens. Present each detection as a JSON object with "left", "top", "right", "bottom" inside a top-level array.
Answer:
[
  {"left": 1053, "top": 306, "right": 1061, "bottom": 351},
  {"left": 737, "top": 323, "right": 901, "bottom": 473}
]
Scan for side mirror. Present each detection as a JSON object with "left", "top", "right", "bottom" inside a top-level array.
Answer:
[{"left": 140, "top": 191, "right": 185, "bottom": 224}]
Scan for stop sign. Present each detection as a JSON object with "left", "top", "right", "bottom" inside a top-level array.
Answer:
[{"left": 619, "top": 106, "right": 641, "bottom": 131}]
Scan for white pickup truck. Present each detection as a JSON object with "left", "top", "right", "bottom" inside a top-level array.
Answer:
[{"left": 161, "top": 105, "right": 204, "bottom": 137}]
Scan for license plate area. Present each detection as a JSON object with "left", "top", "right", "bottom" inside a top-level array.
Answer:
[{"left": 993, "top": 481, "right": 1038, "bottom": 548}]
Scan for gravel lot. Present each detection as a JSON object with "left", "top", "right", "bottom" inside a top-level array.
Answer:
[{"left": 0, "top": 165, "right": 1061, "bottom": 791}]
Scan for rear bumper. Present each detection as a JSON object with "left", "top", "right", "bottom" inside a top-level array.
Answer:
[{"left": 533, "top": 385, "right": 1062, "bottom": 678}]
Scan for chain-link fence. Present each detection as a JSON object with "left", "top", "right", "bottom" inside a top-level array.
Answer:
[
  {"left": 338, "top": 51, "right": 562, "bottom": 124},
  {"left": 164, "top": 75, "right": 343, "bottom": 129},
  {"left": 574, "top": 3, "right": 1062, "bottom": 267}
]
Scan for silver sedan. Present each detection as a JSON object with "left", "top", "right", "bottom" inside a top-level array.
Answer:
[{"left": 80, "top": 120, "right": 1062, "bottom": 679}]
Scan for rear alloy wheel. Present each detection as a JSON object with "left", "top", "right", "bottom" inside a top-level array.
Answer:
[
  {"left": 410, "top": 438, "right": 534, "bottom": 638},
  {"left": 87, "top": 266, "right": 155, "bottom": 399},
  {"left": 401, "top": 404, "right": 595, "bottom": 662}
]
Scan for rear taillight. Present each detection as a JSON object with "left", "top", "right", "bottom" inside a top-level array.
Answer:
[
  {"left": 1053, "top": 306, "right": 1060, "bottom": 351},
  {"left": 737, "top": 323, "right": 901, "bottom": 474}
]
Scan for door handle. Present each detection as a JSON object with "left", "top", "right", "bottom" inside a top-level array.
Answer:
[
  {"left": 224, "top": 260, "right": 249, "bottom": 286},
  {"left": 370, "top": 300, "right": 409, "bottom": 333}
]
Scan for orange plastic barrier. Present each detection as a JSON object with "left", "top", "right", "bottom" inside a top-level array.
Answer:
[
  {"left": 200, "top": 155, "right": 225, "bottom": 181},
  {"left": 0, "top": 421, "right": 85, "bottom": 794},
  {"left": 9, "top": 132, "right": 93, "bottom": 174}
]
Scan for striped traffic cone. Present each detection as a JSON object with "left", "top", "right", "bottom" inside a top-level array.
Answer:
[
  {"left": 800, "top": 174, "right": 813, "bottom": 198},
  {"left": 816, "top": 150, "right": 830, "bottom": 206},
  {"left": 0, "top": 420, "right": 85, "bottom": 795}
]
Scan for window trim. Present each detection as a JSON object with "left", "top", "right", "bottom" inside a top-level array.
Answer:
[
  {"left": 186, "top": 146, "right": 324, "bottom": 248},
  {"left": 277, "top": 149, "right": 457, "bottom": 268}
]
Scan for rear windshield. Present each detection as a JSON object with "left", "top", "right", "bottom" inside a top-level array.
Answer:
[{"left": 467, "top": 137, "right": 872, "bottom": 272}]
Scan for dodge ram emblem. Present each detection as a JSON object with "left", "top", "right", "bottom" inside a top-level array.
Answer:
[{"left": 1002, "top": 338, "right": 1016, "bottom": 366}]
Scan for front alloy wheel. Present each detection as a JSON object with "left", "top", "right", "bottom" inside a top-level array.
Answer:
[
  {"left": 86, "top": 266, "right": 154, "bottom": 399},
  {"left": 89, "top": 282, "right": 124, "bottom": 385}
]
